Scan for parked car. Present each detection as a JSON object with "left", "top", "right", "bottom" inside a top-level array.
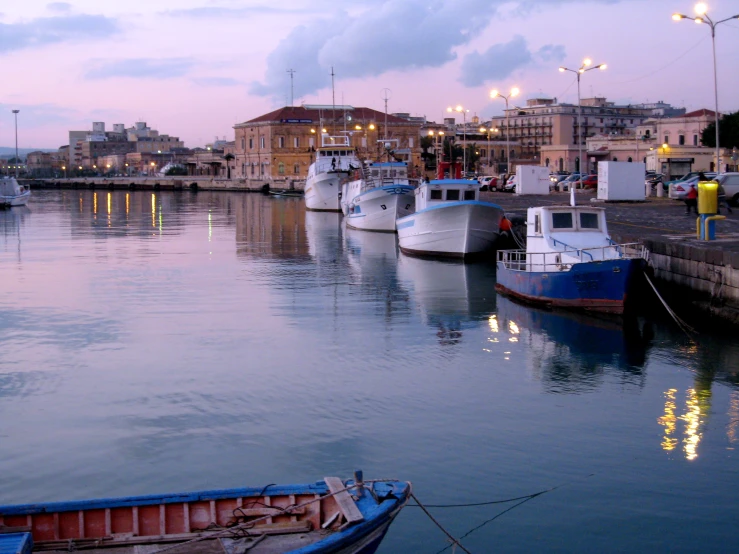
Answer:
[
  {"left": 581, "top": 174, "right": 598, "bottom": 189},
  {"left": 670, "top": 173, "right": 717, "bottom": 199},
  {"left": 555, "top": 173, "right": 584, "bottom": 191},
  {"left": 715, "top": 173, "right": 739, "bottom": 205},
  {"left": 502, "top": 174, "right": 517, "bottom": 192},
  {"left": 478, "top": 175, "right": 497, "bottom": 191}
]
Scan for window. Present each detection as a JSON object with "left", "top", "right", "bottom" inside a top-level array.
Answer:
[
  {"left": 294, "top": 137, "right": 299, "bottom": 148},
  {"left": 664, "top": 136, "right": 668, "bottom": 144},
  {"left": 693, "top": 135, "right": 699, "bottom": 146},
  {"left": 464, "top": 190, "right": 475, "bottom": 200},
  {"left": 278, "top": 137, "right": 285, "bottom": 148},
  {"left": 679, "top": 135, "right": 685, "bottom": 146},
  {"left": 628, "top": 157, "right": 633, "bottom": 162},
  {"left": 552, "top": 212, "right": 573, "bottom": 229},
  {"left": 580, "top": 212, "right": 599, "bottom": 229},
  {"left": 535, "top": 214, "right": 540, "bottom": 234},
  {"left": 430, "top": 189, "right": 443, "bottom": 200},
  {"left": 446, "top": 189, "right": 460, "bottom": 201},
  {"left": 251, "top": 164, "right": 255, "bottom": 176},
  {"left": 241, "top": 138, "right": 245, "bottom": 149},
  {"left": 293, "top": 163, "right": 300, "bottom": 174},
  {"left": 260, "top": 137, "right": 265, "bottom": 149},
  {"left": 278, "top": 162, "right": 285, "bottom": 175},
  {"left": 249, "top": 138, "right": 253, "bottom": 149},
  {"left": 409, "top": 137, "right": 414, "bottom": 148}
]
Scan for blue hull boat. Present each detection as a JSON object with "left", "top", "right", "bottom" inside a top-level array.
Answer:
[
  {"left": 496, "top": 257, "right": 645, "bottom": 314},
  {"left": 0, "top": 475, "right": 410, "bottom": 554},
  {"left": 495, "top": 205, "right": 646, "bottom": 314}
]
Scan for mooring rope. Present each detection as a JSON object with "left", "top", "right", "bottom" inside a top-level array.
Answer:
[
  {"left": 410, "top": 493, "right": 472, "bottom": 554},
  {"left": 644, "top": 272, "right": 697, "bottom": 337}
]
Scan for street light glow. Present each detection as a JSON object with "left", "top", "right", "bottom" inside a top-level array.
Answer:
[
  {"left": 694, "top": 2, "right": 707, "bottom": 15},
  {"left": 558, "top": 67, "right": 565, "bottom": 72},
  {"left": 511, "top": 87, "right": 520, "bottom": 97},
  {"left": 369, "top": 123, "right": 375, "bottom": 130},
  {"left": 490, "top": 89, "right": 499, "bottom": 98},
  {"left": 583, "top": 58, "right": 592, "bottom": 66},
  {"left": 672, "top": 13, "right": 683, "bottom": 20},
  {"left": 599, "top": 64, "right": 607, "bottom": 70},
  {"left": 695, "top": 17, "right": 703, "bottom": 23}
]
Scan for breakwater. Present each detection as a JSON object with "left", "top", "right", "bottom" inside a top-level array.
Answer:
[{"left": 22, "top": 176, "right": 306, "bottom": 192}]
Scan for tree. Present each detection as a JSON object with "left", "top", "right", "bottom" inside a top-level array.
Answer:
[
  {"left": 223, "top": 153, "right": 235, "bottom": 179},
  {"left": 465, "top": 143, "right": 480, "bottom": 173},
  {"left": 701, "top": 111, "right": 739, "bottom": 149},
  {"left": 165, "top": 165, "right": 188, "bottom": 176},
  {"left": 420, "top": 135, "right": 436, "bottom": 169}
]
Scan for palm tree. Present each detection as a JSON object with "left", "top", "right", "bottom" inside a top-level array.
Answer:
[{"left": 224, "top": 153, "right": 235, "bottom": 179}]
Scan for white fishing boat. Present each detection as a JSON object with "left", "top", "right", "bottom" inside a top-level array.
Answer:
[
  {"left": 395, "top": 179, "right": 505, "bottom": 259},
  {"left": 305, "top": 134, "right": 360, "bottom": 212},
  {"left": 0, "top": 178, "right": 31, "bottom": 208},
  {"left": 342, "top": 162, "right": 415, "bottom": 232}
]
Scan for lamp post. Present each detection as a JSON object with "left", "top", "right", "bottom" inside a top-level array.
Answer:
[
  {"left": 447, "top": 105, "right": 469, "bottom": 176},
  {"left": 672, "top": 4, "right": 739, "bottom": 174},
  {"left": 12, "top": 109, "right": 20, "bottom": 178},
  {"left": 479, "top": 126, "right": 499, "bottom": 172},
  {"left": 489, "top": 88, "right": 520, "bottom": 176},
  {"left": 559, "top": 59, "right": 606, "bottom": 186}
]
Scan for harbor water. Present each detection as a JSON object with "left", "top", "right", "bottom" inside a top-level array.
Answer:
[{"left": 1, "top": 190, "right": 738, "bottom": 553}]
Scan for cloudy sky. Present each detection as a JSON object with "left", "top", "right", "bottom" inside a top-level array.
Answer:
[{"left": 1, "top": 0, "right": 738, "bottom": 148}]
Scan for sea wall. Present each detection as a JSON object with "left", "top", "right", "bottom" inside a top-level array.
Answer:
[{"left": 24, "top": 177, "right": 307, "bottom": 192}]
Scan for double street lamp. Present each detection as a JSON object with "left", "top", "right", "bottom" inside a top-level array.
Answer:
[
  {"left": 558, "top": 59, "right": 606, "bottom": 181},
  {"left": 489, "top": 87, "right": 519, "bottom": 175},
  {"left": 447, "top": 105, "right": 469, "bottom": 176},
  {"left": 479, "top": 126, "right": 499, "bottom": 171},
  {"left": 427, "top": 129, "right": 445, "bottom": 171},
  {"left": 672, "top": 3, "right": 739, "bottom": 174}
]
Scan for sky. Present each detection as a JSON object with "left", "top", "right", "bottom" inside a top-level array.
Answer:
[{"left": 1, "top": 0, "right": 739, "bottom": 149}]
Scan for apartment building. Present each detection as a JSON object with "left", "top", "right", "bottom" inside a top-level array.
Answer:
[{"left": 233, "top": 105, "right": 423, "bottom": 180}]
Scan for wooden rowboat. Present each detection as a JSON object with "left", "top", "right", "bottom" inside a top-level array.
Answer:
[{"left": 0, "top": 474, "right": 410, "bottom": 554}]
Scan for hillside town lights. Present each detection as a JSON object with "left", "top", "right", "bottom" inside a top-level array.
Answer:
[
  {"left": 558, "top": 60, "right": 606, "bottom": 183},
  {"left": 447, "top": 105, "right": 469, "bottom": 174},
  {"left": 672, "top": 5, "right": 739, "bottom": 173},
  {"left": 489, "top": 87, "right": 520, "bottom": 175}
]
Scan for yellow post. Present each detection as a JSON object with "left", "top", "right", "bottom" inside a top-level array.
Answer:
[{"left": 698, "top": 180, "right": 718, "bottom": 215}]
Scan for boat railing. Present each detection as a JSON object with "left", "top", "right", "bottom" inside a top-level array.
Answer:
[
  {"left": 551, "top": 238, "right": 593, "bottom": 261},
  {"left": 497, "top": 243, "right": 646, "bottom": 272}
]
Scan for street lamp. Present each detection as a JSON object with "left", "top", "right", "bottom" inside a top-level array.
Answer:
[
  {"left": 428, "top": 130, "right": 445, "bottom": 172},
  {"left": 489, "top": 87, "right": 520, "bottom": 176},
  {"left": 447, "top": 105, "right": 469, "bottom": 176},
  {"left": 12, "top": 109, "right": 19, "bottom": 178},
  {"left": 672, "top": 5, "right": 739, "bottom": 173},
  {"left": 558, "top": 59, "right": 606, "bottom": 181},
  {"left": 479, "top": 126, "right": 499, "bottom": 172}
]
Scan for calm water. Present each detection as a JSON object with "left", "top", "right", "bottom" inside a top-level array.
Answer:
[{"left": 1, "top": 190, "right": 739, "bottom": 553}]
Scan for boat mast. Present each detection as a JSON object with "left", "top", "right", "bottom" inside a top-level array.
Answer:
[{"left": 331, "top": 67, "right": 336, "bottom": 136}]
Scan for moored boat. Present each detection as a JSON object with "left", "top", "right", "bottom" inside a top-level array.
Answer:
[
  {"left": 495, "top": 205, "right": 647, "bottom": 314},
  {"left": 395, "top": 179, "right": 505, "bottom": 259},
  {"left": 343, "top": 162, "right": 415, "bottom": 232},
  {"left": 305, "top": 135, "right": 360, "bottom": 212},
  {"left": 0, "top": 474, "right": 410, "bottom": 554},
  {"left": 0, "top": 178, "right": 31, "bottom": 208}
]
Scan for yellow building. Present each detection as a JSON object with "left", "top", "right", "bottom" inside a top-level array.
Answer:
[{"left": 233, "top": 105, "right": 423, "bottom": 180}]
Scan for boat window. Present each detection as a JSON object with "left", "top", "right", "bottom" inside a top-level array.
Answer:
[
  {"left": 580, "top": 212, "right": 599, "bottom": 229},
  {"left": 463, "top": 190, "right": 475, "bottom": 200},
  {"left": 371, "top": 170, "right": 379, "bottom": 177},
  {"left": 551, "top": 212, "right": 573, "bottom": 229},
  {"left": 446, "top": 189, "right": 460, "bottom": 201},
  {"left": 430, "top": 189, "right": 443, "bottom": 200},
  {"left": 535, "top": 214, "right": 540, "bottom": 234}
]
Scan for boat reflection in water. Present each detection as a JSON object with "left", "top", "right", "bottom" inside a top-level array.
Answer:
[
  {"left": 305, "top": 210, "right": 344, "bottom": 263},
  {"left": 396, "top": 255, "right": 497, "bottom": 345},
  {"left": 496, "top": 295, "right": 654, "bottom": 392}
]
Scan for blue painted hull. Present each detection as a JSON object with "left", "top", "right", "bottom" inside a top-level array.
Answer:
[{"left": 495, "top": 258, "right": 644, "bottom": 314}]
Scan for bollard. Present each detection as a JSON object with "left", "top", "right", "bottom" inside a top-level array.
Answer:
[
  {"left": 697, "top": 180, "right": 721, "bottom": 240},
  {"left": 657, "top": 181, "right": 664, "bottom": 197}
]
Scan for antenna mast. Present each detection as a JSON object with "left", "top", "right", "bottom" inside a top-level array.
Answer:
[
  {"left": 286, "top": 69, "right": 296, "bottom": 106},
  {"left": 331, "top": 67, "right": 336, "bottom": 133},
  {"left": 381, "top": 88, "right": 391, "bottom": 141}
]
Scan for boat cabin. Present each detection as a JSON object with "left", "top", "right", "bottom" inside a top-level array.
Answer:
[
  {"left": 415, "top": 179, "right": 479, "bottom": 211},
  {"left": 313, "top": 134, "right": 359, "bottom": 173}
]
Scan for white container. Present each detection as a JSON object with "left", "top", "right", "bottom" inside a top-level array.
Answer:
[
  {"left": 516, "top": 165, "right": 550, "bottom": 195},
  {"left": 597, "top": 162, "right": 645, "bottom": 201}
]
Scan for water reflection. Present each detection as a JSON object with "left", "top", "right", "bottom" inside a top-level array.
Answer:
[
  {"left": 396, "top": 256, "right": 497, "bottom": 345},
  {"left": 496, "top": 296, "right": 654, "bottom": 392}
]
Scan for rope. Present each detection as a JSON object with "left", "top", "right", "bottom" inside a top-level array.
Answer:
[
  {"left": 410, "top": 493, "right": 472, "bottom": 554},
  {"left": 643, "top": 272, "right": 697, "bottom": 337}
]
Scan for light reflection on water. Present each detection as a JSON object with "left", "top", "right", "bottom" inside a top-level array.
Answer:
[{"left": 0, "top": 191, "right": 738, "bottom": 553}]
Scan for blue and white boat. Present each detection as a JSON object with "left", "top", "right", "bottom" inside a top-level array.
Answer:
[
  {"left": 0, "top": 474, "right": 410, "bottom": 554},
  {"left": 342, "top": 162, "right": 415, "bottom": 232},
  {"left": 395, "top": 179, "right": 505, "bottom": 259},
  {"left": 0, "top": 178, "right": 31, "bottom": 208},
  {"left": 495, "top": 205, "right": 647, "bottom": 314}
]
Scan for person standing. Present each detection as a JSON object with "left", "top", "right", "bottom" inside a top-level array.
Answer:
[{"left": 685, "top": 183, "right": 698, "bottom": 214}]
